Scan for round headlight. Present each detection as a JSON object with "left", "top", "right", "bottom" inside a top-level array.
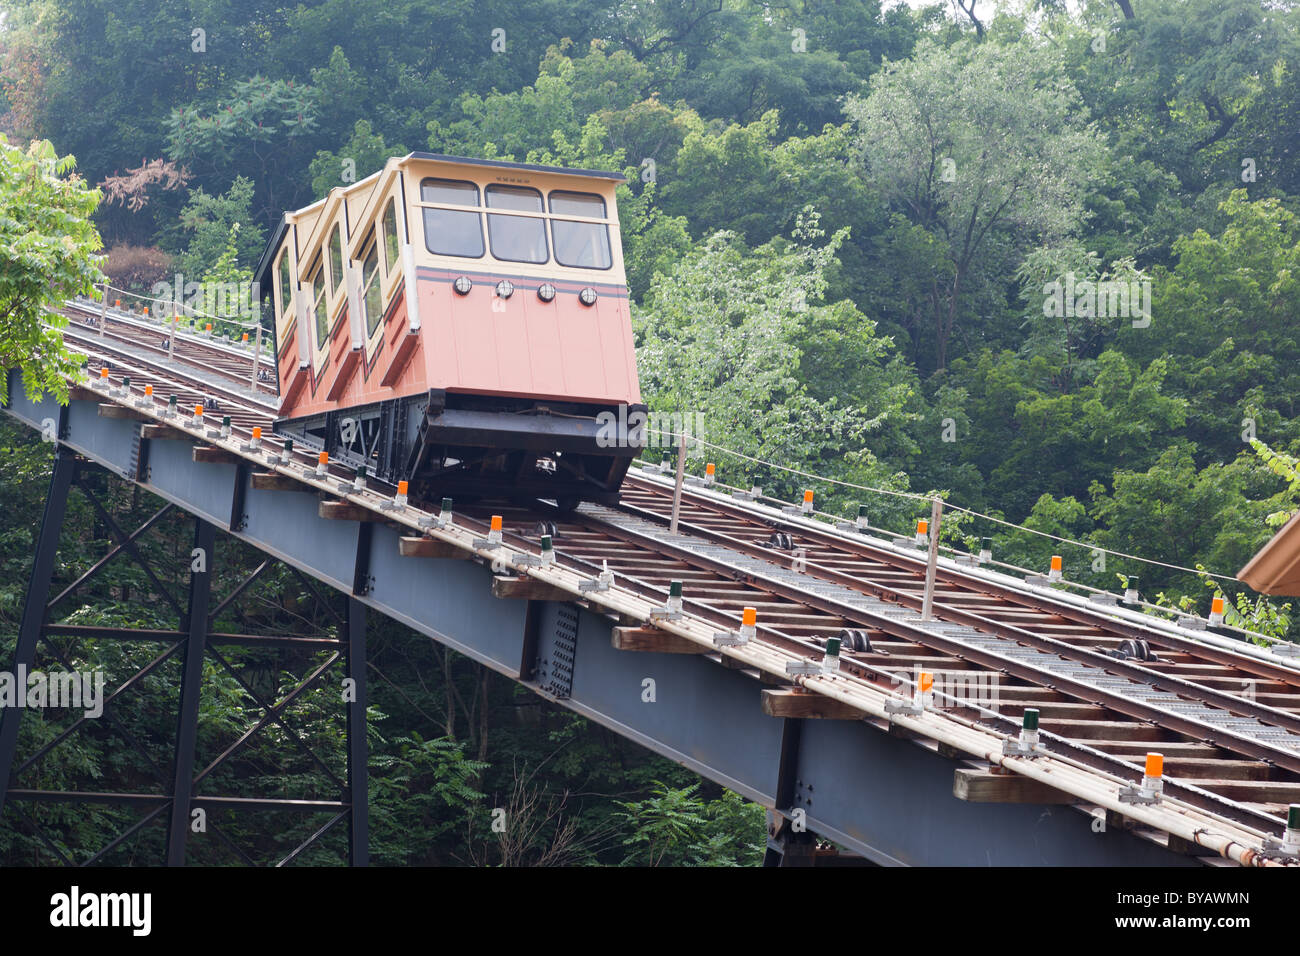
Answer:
[
  {"left": 537, "top": 282, "right": 557, "bottom": 303},
  {"left": 495, "top": 279, "right": 515, "bottom": 299},
  {"left": 578, "top": 287, "right": 598, "bottom": 306},
  {"left": 453, "top": 276, "right": 473, "bottom": 296}
]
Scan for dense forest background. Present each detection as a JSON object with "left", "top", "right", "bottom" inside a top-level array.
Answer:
[{"left": 2, "top": 0, "right": 1300, "bottom": 864}]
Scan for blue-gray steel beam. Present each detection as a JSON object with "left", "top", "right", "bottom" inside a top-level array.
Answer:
[
  {"left": 0, "top": 452, "right": 76, "bottom": 821},
  {"left": 167, "top": 516, "right": 215, "bottom": 865},
  {"left": 346, "top": 597, "right": 368, "bottom": 866},
  {"left": 3, "top": 374, "right": 1197, "bottom": 866}
]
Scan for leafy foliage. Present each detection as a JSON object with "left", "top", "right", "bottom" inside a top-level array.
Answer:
[{"left": 0, "top": 135, "right": 103, "bottom": 404}]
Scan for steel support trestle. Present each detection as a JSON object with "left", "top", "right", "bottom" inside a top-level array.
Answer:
[{"left": 0, "top": 456, "right": 369, "bottom": 866}]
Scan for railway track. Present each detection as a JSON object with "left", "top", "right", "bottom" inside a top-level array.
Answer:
[
  {"left": 64, "top": 297, "right": 277, "bottom": 397},
  {"left": 51, "top": 302, "right": 1300, "bottom": 855}
]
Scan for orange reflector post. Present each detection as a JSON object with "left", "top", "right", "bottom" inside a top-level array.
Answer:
[
  {"left": 1050, "top": 555, "right": 1062, "bottom": 572},
  {"left": 917, "top": 519, "right": 928, "bottom": 535},
  {"left": 144, "top": 385, "right": 153, "bottom": 396},
  {"left": 705, "top": 463, "right": 715, "bottom": 476},
  {"left": 397, "top": 480, "right": 409, "bottom": 496},
  {"left": 1145, "top": 752, "right": 1164, "bottom": 778},
  {"left": 241, "top": 333, "right": 248, "bottom": 342},
  {"left": 115, "top": 299, "right": 121, "bottom": 307},
  {"left": 742, "top": 607, "right": 757, "bottom": 627},
  {"left": 142, "top": 307, "right": 149, "bottom": 316},
  {"left": 920, "top": 672, "right": 934, "bottom": 693},
  {"left": 252, "top": 427, "right": 262, "bottom": 439},
  {"left": 319, "top": 452, "right": 329, "bottom": 464},
  {"left": 490, "top": 515, "right": 503, "bottom": 532},
  {"left": 194, "top": 404, "right": 203, "bottom": 417},
  {"left": 803, "top": 490, "right": 814, "bottom": 503},
  {"left": 1211, "top": 596, "right": 1225, "bottom": 615},
  {"left": 205, "top": 323, "right": 212, "bottom": 331}
]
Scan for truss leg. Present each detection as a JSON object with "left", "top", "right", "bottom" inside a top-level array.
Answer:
[
  {"left": 346, "top": 597, "right": 369, "bottom": 866},
  {"left": 0, "top": 454, "right": 76, "bottom": 819},
  {"left": 763, "top": 716, "right": 806, "bottom": 867},
  {"left": 166, "top": 517, "right": 215, "bottom": 865},
  {"left": 765, "top": 826, "right": 817, "bottom": 867}
]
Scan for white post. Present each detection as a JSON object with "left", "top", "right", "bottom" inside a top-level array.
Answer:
[
  {"left": 669, "top": 433, "right": 687, "bottom": 535},
  {"left": 921, "top": 498, "right": 942, "bottom": 621},
  {"left": 250, "top": 321, "right": 263, "bottom": 391}
]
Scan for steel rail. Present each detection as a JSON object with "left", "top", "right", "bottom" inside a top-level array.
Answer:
[
  {"left": 623, "top": 472, "right": 1300, "bottom": 688},
  {"left": 585, "top": 498, "right": 1300, "bottom": 777},
  {"left": 63, "top": 300, "right": 278, "bottom": 391},
  {"left": 525, "top": 509, "right": 1294, "bottom": 832}
]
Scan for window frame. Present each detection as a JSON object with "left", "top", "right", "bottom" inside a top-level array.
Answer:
[
  {"left": 308, "top": 256, "right": 329, "bottom": 353},
  {"left": 547, "top": 189, "right": 614, "bottom": 271},
  {"left": 359, "top": 232, "right": 384, "bottom": 340},
  {"left": 417, "top": 177, "right": 486, "bottom": 260},
  {"left": 328, "top": 224, "right": 344, "bottom": 295},
  {"left": 381, "top": 198, "right": 401, "bottom": 275},
  {"left": 484, "top": 184, "right": 549, "bottom": 265},
  {"left": 276, "top": 250, "right": 293, "bottom": 325}
]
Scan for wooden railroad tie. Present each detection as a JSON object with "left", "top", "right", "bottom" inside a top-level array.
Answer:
[
  {"left": 97, "top": 403, "right": 152, "bottom": 421},
  {"left": 141, "top": 423, "right": 190, "bottom": 441},
  {"left": 611, "top": 626, "right": 707, "bottom": 655},
  {"left": 193, "top": 446, "right": 242, "bottom": 465},
  {"left": 953, "top": 768, "right": 1074, "bottom": 805},
  {"left": 398, "top": 536, "right": 468, "bottom": 560},
  {"left": 490, "top": 576, "right": 570, "bottom": 602},
  {"left": 318, "top": 499, "right": 384, "bottom": 522},
  {"left": 761, "top": 688, "right": 862, "bottom": 720},
  {"left": 250, "top": 472, "right": 309, "bottom": 492}
]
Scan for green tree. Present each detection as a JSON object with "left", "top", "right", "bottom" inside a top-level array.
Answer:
[
  {"left": 0, "top": 135, "right": 103, "bottom": 404},
  {"left": 615, "top": 781, "right": 764, "bottom": 866},
  {"left": 1119, "top": 191, "right": 1300, "bottom": 460},
  {"left": 169, "top": 176, "right": 265, "bottom": 281},
  {"left": 634, "top": 212, "right": 919, "bottom": 519},
  {"left": 166, "top": 75, "right": 320, "bottom": 220},
  {"left": 846, "top": 37, "right": 1106, "bottom": 371},
  {"left": 308, "top": 119, "right": 407, "bottom": 200}
]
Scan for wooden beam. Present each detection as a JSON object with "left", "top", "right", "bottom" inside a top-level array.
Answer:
[
  {"left": 954, "top": 768, "right": 1074, "bottom": 805},
  {"left": 141, "top": 424, "right": 190, "bottom": 441},
  {"left": 761, "top": 689, "right": 862, "bottom": 720},
  {"left": 250, "top": 472, "right": 308, "bottom": 492},
  {"left": 193, "top": 446, "right": 242, "bottom": 465},
  {"left": 490, "top": 576, "right": 571, "bottom": 602},
  {"left": 319, "top": 500, "right": 382, "bottom": 522},
  {"left": 611, "top": 626, "right": 707, "bottom": 655},
  {"left": 68, "top": 386, "right": 99, "bottom": 403},
  {"left": 764, "top": 688, "right": 863, "bottom": 720},
  {"left": 97, "top": 403, "right": 151, "bottom": 421},
  {"left": 398, "top": 536, "right": 468, "bottom": 559},
  {"left": 1185, "top": 780, "right": 1300, "bottom": 803}
]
